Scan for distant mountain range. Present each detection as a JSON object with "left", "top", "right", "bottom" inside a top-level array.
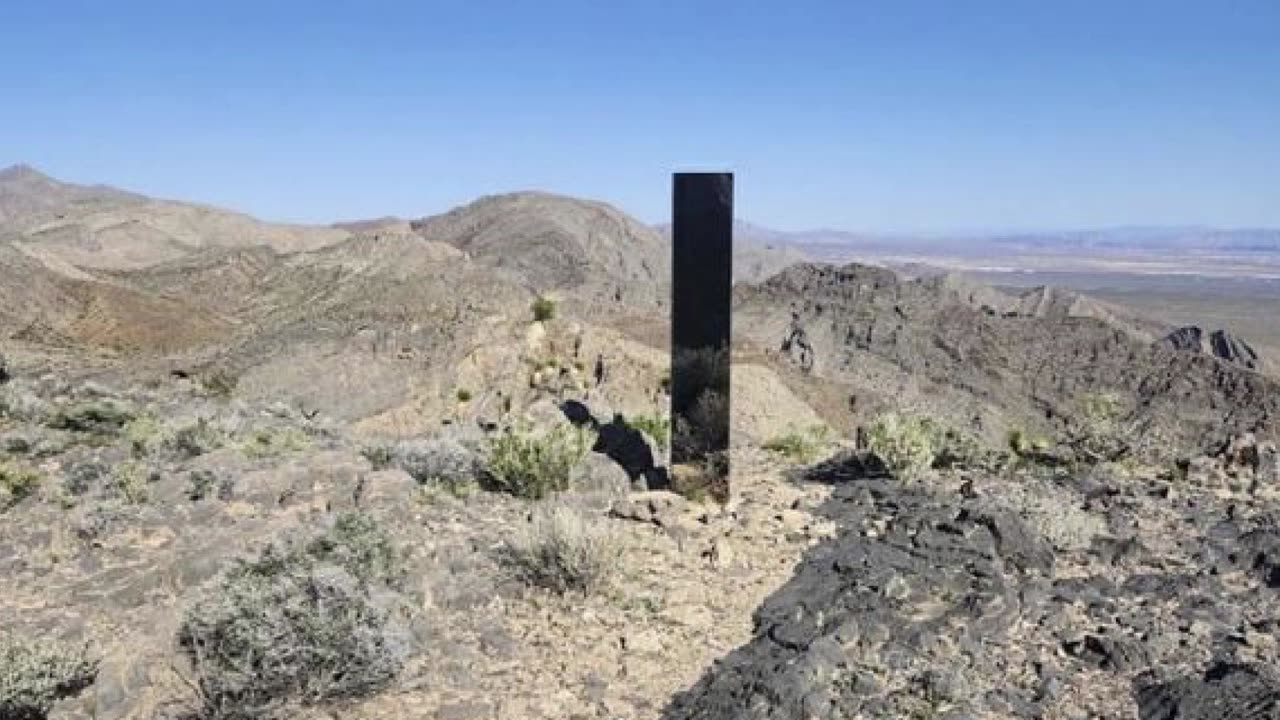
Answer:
[{"left": 728, "top": 220, "right": 1280, "bottom": 255}]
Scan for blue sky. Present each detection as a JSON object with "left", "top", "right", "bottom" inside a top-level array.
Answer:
[{"left": 2, "top": 0, "right": 1278, "bottom": 232}]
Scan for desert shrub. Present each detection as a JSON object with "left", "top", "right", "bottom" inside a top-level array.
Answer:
[
  {"left": 933, "top": 426, "right": 1003, "bottom": 471},
  {"left": 1069, "top": 391, "right": 1131, "bottom": 464},
  {"left": 47, "top": 401, "right": 134, "bottom": 434},
  {"left": 123, "top": 415, "right": 164, "bottom": 457},
  {"left": 389, "top": 437, "right": 481, "bottom": 496},
  {"left": 113, "top": 461, "right": 154, "bottom": 503},
  {"left": 531, "top": 296, "right": 556, "bottom": 322},
  {"left": 455, "top": 388, "right": 473, "bottom": 403},
  {"left": 361, "top": 444, "right": 396, "bottom": 470},
  {"left": 186, "top": 470, "right": 222, "bottom": 502},
  {"left": 200, "top": 370, "right": 239, "bottom": 400},
  {"left": 672, "top": 388, "right": 730, "bottom": 459},
  {"left": 63, "top": 461, "right": 108, "bottom": 497},
  {"left": 1007, "top": 428, "right": 1049, "bottom": 457},
  {"left": 0, "top": 632, "right": 97, "bottom": 720},
  {"left": 0, "top": 462, "right": 43, "bottom": 510},
  {"left": 0, "top": 384, "right": 49, "bottom": 423},
  {"left": 167, "top": 419, "right": 226, "bottom": 460},
  {"left": 866, "top": 413, "right": 939, "bottom": 481},
  {"left": 179, "top": 513, "right": 411, "bottom": 719},
  {"left": 485, "top": 423, "right": 596, "bottom": 500},
  {"left": 239, "top": 427, "right": 312, "bottom": 459},
  {"left": 627, "top": 413, "right": 671, "bottom": 452},
  {"left": 500, "top": 502, "right": 620, "bottom": 595},
  {"left": 763, "top": 424, "right": 830, "bottom": 463}
]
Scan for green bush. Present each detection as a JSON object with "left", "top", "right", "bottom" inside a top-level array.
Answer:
[
  {"left": 627, "top": 413, "right": 671, "bottom": 452},
  {"left": 179, "top": 513, "right": 411, "bottom": 719},
  {"left": 0, "top": 462, "right": 43, "bottom": 510},
  {"left": 166, "top": 418, "right": 226, "bottom": 460},
  {"left": 500, "top": 502, "right": 620, "bottom": 596},
  {"left": 47, "top": 401, "right": 134, "bottom": 434},
  {"left": 113, "top": 461, "right": 154, "bottom": 504},
  {"left": 123, "top": 415, "right": 164, "bottom": 457},
  {"left": 1070, "top": 391, "right": 1130, "bottom": 463},
  {"left": 240, "top": 427, "right": 312, "bottom": 459},
  {"left": 361, "top": 444, "right": 396, "bottom": 470},
  {"left": 866, "top": 413, "right": 939, "bottom": 480},
  {"left": 455, "top": 388, "right": 473, "bottom": 403},
  {"left": 200, "top": 370, "right": 239, "bottom": 400},
  {"left": 0, "top": 632, "right": 97, "bottom": 720},
  {"left": 485, "top": 423, "right": 595, "bottom": 500},
  {"left": 531, "top": 296, "right": 556, "bottom": 322},
  {"left": 763, "top": 424, "right": 830, "bottom": 463}
]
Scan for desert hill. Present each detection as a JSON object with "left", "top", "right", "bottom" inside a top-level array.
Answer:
[
  {"left": 0, "top": 165, "right": 350, "bottom": 271},
  {"left": 734, "top": 262, "right": 1280, "bottom": 461}
]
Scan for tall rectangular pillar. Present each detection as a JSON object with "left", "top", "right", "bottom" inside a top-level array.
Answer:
[{"left": 670, "top": 172, "right": 733, "bottom": 501}]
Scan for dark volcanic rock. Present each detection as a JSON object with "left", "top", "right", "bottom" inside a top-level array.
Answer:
[
  {"left": 1135, "top": 662, "right": 1280, "bottom": 720},
  {"left": 664, "top": 459, "right": 1280, "bottom": 720},
  {"left": 1161, "top": 325, "right": 1264, "bottom": 372}
]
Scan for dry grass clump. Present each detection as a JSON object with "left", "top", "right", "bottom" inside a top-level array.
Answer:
[
  {"left": 179, "top": 513, "right": 412, "bottom": 719},
  {"left": 763, "top": 424, "right": 830, "bottom": 463},
  {"left": 500, "top": 502, "right": 620, "bottom": 595},
  {"left": 0, "top": 631, "right": 97, "bottom": 720}
]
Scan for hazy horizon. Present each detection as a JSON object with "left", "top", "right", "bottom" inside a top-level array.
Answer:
[{"left": 8, "top": 162, "right": 1280, "bottom": 241}]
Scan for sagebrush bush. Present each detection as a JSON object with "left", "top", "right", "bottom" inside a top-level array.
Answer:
[
  {"left": 500, "top": 503, "right": 620, "bottom": 595},
  {"left": 200, "top": 370, "right": 239, "bottom": 400},
  {"left": 1070, "top": 391, "right": 1130, "bottom": 463},
  {"left": 123, "top": 415, "right": 163, "bottom": 456},
  {"left": 239, "top": 427, "right": 312, "bottom": 459},
  {"left": 47, "top": 401, "right": 134, "bottom": 434},
  {"left": 179, "top": 513, "right": 411, "bottom": 719},
  {"left": 167, "top": 418, "right": 226, "bottom": 460},
  {"left": 763, "top": 424, "right": 830, "bottom": 463},
  {"left": 485, "top": 423, "right": 595, "bottom": 500},
  {"left": 0, "top": 462, "right": 43, "bottom": 510},
  {"left": 0, "top": 632, "right": 97, "bottom": 720},
  {"left": 113, "top": 461, "right": 154, "bottom": 503},
  {"left": 389, "top": 437, "right": 481, "bottom": 496},
  {"left": 866, "top": 413, "right": 939, "bottom": 481},
  {"left": 531, "top": 296, "right": 556, "bottom": 322},
  {"left": 63, "top": 461, "right": 107, "bottom": 497},
  {"left": 361, "top": 444, "right": 396, "bottom": 470}
]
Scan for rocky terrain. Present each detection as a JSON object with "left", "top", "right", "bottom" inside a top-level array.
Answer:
[{"left": 3, "top": 165, "right": 1280, "bottom": 720}]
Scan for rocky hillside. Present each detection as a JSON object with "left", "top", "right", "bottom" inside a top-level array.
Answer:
[
  {"left": 665, "top": 439, "right": 1280, "bottom": 719},
  {"left": 0, "top": 165, "right": 350, "bottom": 270},
  {"left": 412, "top": 192, "right": 670, "bottom": 310},
  {"left": 734, "top": 263, "right": 1280, "bottom": 461}
]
